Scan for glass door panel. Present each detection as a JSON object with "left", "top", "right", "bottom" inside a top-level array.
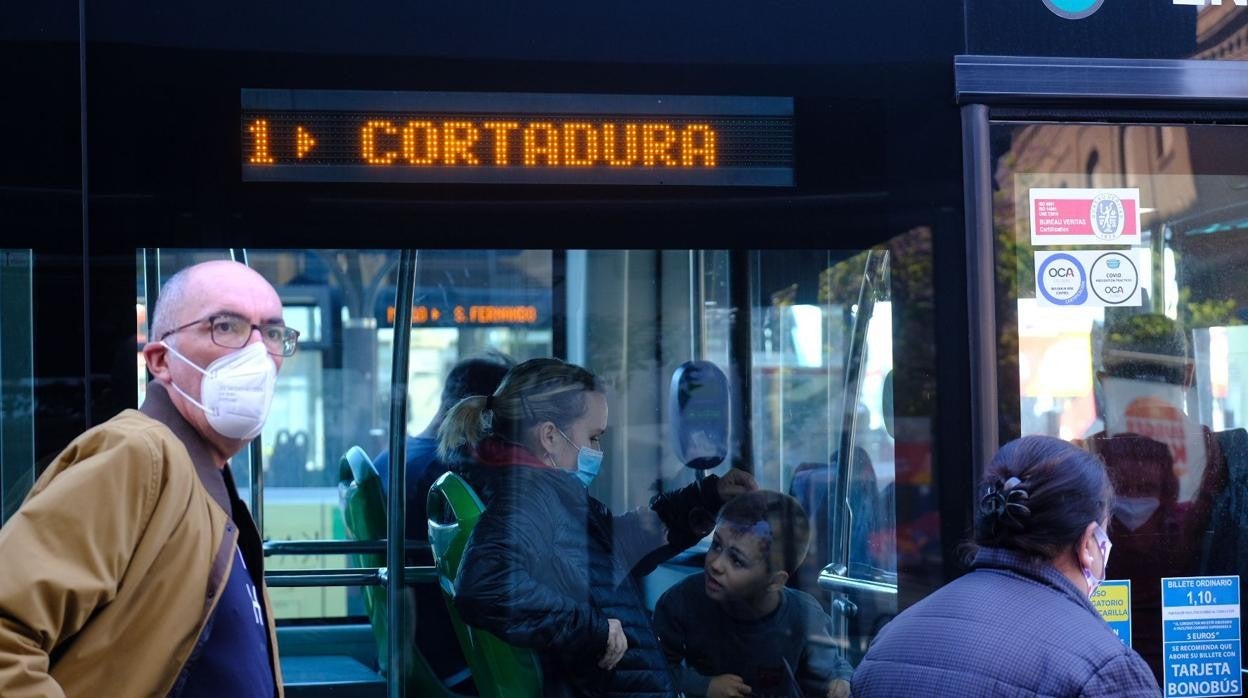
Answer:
[
  {"left": 992, "top": 122, "right": 1248, "bottom": 691},
  {"left": 1, "top": 250, "right": 35, "bottom": 525},
  {"left": 131, "top": 241, "right": 945, "bottom": 685}
]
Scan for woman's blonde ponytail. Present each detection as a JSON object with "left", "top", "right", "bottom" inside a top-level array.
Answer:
[{"left": 437, "top": 395, "right": 491, "bottom": 462}]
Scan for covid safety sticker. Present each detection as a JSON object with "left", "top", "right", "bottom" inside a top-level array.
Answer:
[
  {"left": 1091, "top": 580, "right": 1133, "bottom": 647},
  {"left": 1161, "top": 575, "right": 1242, "bottom": 698},
  {"left": 1034, "top": 249, "right": 1148, "bottom": 308},
  {"left": 1030, "top": 187, "right": 1142, "bottom": 246}
]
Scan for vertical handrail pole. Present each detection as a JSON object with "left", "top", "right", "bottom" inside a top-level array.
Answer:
[{"left": 387, "top": 249, "right": 418, "bottom": 698}]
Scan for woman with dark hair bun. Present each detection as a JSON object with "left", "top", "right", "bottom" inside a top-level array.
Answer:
[{"left": 852, "top": 435, "right": 1160, "bottom": 697}]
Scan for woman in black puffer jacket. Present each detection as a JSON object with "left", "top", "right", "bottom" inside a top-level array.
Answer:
[{"left": 438, "top": 358, "right": 755, "bottom": 697}]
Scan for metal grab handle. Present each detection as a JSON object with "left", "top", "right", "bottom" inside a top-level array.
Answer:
[
  {"left": 266, "top": 565, "right": 437, "bottom": 588},
  {"left": 818, "top": 565, "right": 898, "bottom": 597},
  {"left": 263, "top": 539, "right": 431, "bottom": 556}
]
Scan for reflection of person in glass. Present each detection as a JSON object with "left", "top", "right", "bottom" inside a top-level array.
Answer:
[
  {"left": 373, "top": 352, "right": 513, "bottom": 688},
  {"left": 438, "top": 358, "right": 757, "bottom": 696},
  {"left": 0, "top": 261, "right": 296, "bottom": 696},
  {"left": 1079, "top": 313, "right": 1228, "bottom": 682},
  {"left": 852, "top": 436, "right": 1159, "bottom": 697},
  {"left": 654, "top": 490, "right": 853, "bottom": 698}
]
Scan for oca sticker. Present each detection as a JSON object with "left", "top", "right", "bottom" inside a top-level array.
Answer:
[
  {"left": 1089, "top": 252, "right": 1139, "bottom": 305},
  {"left": 1037, "top": 253, "right": 1088, "bottom": 306}
]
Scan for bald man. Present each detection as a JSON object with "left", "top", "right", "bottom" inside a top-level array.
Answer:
[{"left": 0, "top": 261, "right": 294, "bottom": 697}]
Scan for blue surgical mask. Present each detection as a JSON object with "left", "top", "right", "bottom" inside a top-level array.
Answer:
[{"left": 559, "top": 428, "right": 604, "bottom": 487}]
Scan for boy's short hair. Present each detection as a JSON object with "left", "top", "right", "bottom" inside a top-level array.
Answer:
[{"left": 717, "top": 490, "right": 811, "bottom": 574}]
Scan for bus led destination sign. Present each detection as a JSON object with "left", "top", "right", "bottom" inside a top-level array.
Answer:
[{"left": 241, "top": 89, "right": 793, "bottom": 186}]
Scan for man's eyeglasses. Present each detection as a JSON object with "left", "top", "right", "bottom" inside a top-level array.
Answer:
[{"left": 160, "top": 314, "right": 300, "bottom": 357}]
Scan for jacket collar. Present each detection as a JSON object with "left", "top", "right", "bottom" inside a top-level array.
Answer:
[
  {"left": 476, "top": 437, "right": 557, "bottom": 470},
  {"left": 139, "top": 379, "right": 232, "bottom": 515},
  {"left": 971, "top": 546, "right": 1099, "bottom": 615}
]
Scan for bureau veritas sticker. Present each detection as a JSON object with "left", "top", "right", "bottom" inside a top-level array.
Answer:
[{"left": 1030, "top": 188, "right": 1142, "bottom": 247}]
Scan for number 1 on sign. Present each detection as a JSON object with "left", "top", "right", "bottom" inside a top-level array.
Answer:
[
  {"left": 1187, "top": 590, "right": 1216, "bottom": 605},
  {"left": 248, "top": 119, "right": 275, "bottom": 165}
]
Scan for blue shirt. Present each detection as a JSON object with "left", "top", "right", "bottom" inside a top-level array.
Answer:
[
  {"left": 374, "top": 436, "right": 467, "bottom": 684},
  {"left": 374, "top": 436, "right": 442, "bottom": 546},
  {"left": 179, "top": 546, "right": 276, "bottom": 697}
]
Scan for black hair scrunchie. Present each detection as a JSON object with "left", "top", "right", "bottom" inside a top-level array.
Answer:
[{"left": 979, "top": 475, "right": 1031, "bottom": 531}]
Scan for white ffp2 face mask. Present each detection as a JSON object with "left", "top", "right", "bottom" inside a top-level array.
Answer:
[
  {"left": 162, "top": 341, "right": 277, "bottom": 440},
  {"left": 1081, "top": 523, "right": 1113, "bottom": 598}
]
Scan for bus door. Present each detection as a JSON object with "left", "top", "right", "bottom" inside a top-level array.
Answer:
[
  {"left": 961, "top": 56, "right": 1248, "bottom": 694},
  {"left": 815, "top": 248, "right": 899, "bottom": 662}
]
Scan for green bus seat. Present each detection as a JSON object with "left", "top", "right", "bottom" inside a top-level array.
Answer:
[
  {"left": 337, "top": 446, "right": 467, "bottom": 698},
  {"left": 427, "top": 471, "right": 543, "bottom": 698}
]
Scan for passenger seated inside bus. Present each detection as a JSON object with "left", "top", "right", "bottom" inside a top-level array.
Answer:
[
  {"left": 654, "top": 490, "right": 853, "bottom": 698},
  {"left": 372, "top": 352, "right": 513, "bottom": 688},
  {"left": 1077, "top": 313, "right": 1231, "bottom": 683},
  {"left": 786, "top": 399, "right": 896, "bottom": 661},
  {"left": 436, "top": 357, "right": 757, "bottom": 696}
]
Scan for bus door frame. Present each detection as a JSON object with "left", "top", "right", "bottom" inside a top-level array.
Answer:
[{"left": 957, "top": 54, "right": 1248, "bottom": 477}]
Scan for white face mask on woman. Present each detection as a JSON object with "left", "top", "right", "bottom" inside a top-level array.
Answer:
[
  {"left": 162, "top": 341, "right": 277, "bottom": 440},
  {"left": 1081, "top": 523, "right": 1113, "bottom": 598}
]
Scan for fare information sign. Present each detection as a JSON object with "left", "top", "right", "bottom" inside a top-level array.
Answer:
[
  {"left": 1161, "top": 575, "right": 1242, "bottom": 698},
  {"left": 241, "top": 89, "right": 794, "bottom": 186}
]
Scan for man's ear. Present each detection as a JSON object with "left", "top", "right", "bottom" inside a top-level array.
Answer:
[
  {"left": 142, "top": 341, "right": 171, "bottom": 382},
  {"left": 768, "top": 570, "right": 790, "bottom": 592}
]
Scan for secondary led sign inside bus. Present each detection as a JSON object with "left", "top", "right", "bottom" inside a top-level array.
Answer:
[
  {"left": 241, "top": 89, "right": 794, "bottom": 186},
  {"left": 385, "top": 304, "right": 541, "bottom": 326}
]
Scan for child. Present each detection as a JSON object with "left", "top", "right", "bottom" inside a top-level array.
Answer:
[{"left": 655, "top": 490, "right": 853, "bottom": 698}]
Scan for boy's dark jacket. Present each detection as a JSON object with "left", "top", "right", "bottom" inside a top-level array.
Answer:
[{"left": 453, "top": 438, "right": 723, "bottom": 697}]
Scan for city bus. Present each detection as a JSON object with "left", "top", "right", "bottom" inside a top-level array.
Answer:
[{"left": 2, "top": 1, "right": 1247, "bottom": 695}]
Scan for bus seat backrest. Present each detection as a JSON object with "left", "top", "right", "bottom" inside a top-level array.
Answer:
[
  {"left": 337, "top": 446, "right": 463, "bottom": 698},
  {"left": 427, "top": 471, "right": 543, "bottom": 698}
]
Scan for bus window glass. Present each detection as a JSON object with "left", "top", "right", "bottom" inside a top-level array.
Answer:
[
  {"left": 138, "top": 249, "right": 407, "bottom": 621},
  {"left": 1, "top": 249, "right": 35, "bottom": 525},
  {"left": 129, "top": 243, "right": 939, "bottom": 673},
  {"left": 993, "top": 122, "right": 1248, "bottom": 686}
]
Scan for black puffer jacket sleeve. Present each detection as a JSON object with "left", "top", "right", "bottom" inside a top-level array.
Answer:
[
  {"left": 613, "top": 474, "right": 723, "bottom": 578},
  {"left": 454, "top": 482, "right": 611, "bottom": 665}
]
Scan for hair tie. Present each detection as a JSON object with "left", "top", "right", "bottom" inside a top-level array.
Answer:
[
  {"left": 979, "top": 475, "right": 1031, "bottom": 531},
  {"left": 480, "top": 395, "right": 496, "bottom": 433}
]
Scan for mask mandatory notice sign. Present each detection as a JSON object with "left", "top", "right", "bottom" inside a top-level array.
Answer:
[
  {"left": 1161, "top": 575, "right": 1242, "bottom": 698},
  {"left": 1091, "top": 580, "right": 1133, "bottom": 647}
]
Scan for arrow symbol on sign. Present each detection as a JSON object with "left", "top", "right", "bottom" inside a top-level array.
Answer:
[{"left": 296, "top": 127, "right": 317, "bottom": 158}]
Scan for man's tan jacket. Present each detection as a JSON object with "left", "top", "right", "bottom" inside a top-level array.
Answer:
[{"left": 0, "top": 382, "right": 284, "bottom": 697}]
